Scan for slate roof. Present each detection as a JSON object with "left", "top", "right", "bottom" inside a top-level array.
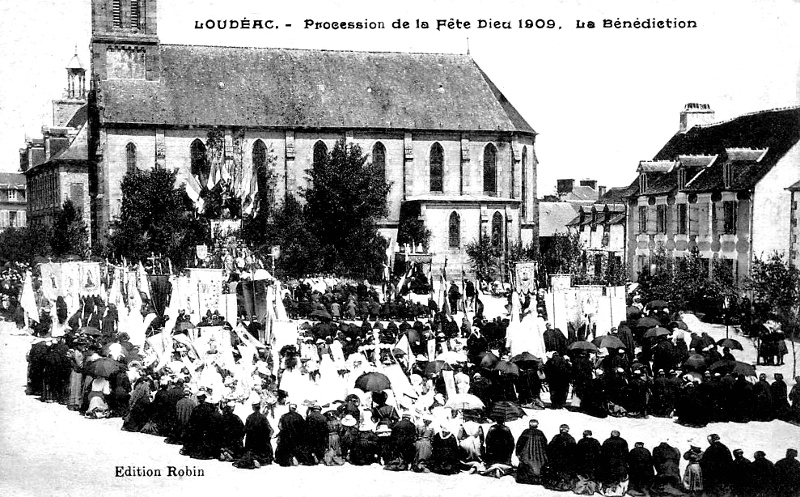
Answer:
[
  {"left": 98, "top": 46, "right": 535, "bottom": 134},
  {"left": 654, "top": 106, "right": 800, "bottom": 192},
  {"left": 539, "top": 202, "right": 580, "bottom": 236},
  {"left": 561, "top": 185, "right": 598, "bottom": 202},
  {"left": 677, "top": 154, "right": 717, "bottom": 168},
  {"left": 599, "top": 186, "right": 634, "bottom": 204},
  {"left": 788, "top": 180, "right": 800, "bottom": 192},
  {"left": 0, "top": 173, "right": 26, "bottom": 190}
]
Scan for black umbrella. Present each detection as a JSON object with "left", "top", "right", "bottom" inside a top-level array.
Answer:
[
  {"left": 709, "top": 360, "right": 756, "bottom": 377},
  {"left": 636, "top": 317, "right": 660, "bottom": 329},
  {"left": 424, "top": 360, "right": 452, "bottom": 376},
  {"left": 626, "top": 306, "right": 642, "bottom": 320},
  {"left": 309, "top": 309, "right": 332, "bottom": 321},
  {"left": 85, "top": 357, "right": 123, "bottom": 378},
  {"left": 510, "top": 352, "right": 543, "bottom": 367},
  {"left": 78, "top": 326, "right": 101, "bottom": 336},
  {"left": 670, "top": 320, "right": 689, "bottom": 331},
  {"left": 489, "top": 401, "right": 526, "bottom": 422},
  {"left": 494, "top": 360, "right": 520, "bottom": 377},
  {"left": 593, "top": 335, "right": 626, "bottom": 350},
  {"left": 568, "top": 340, "right": 598, "bottom": 352},
  {"left": 479, "top": 351, "right": 500, "bottom": 369},
  {"left": 716, "top": 338, "right": 744, "bottom": 351},
  {"left": 683, "top": 353, "right": 706, "bottom": 371},
  {"left": 646, "top": 300, "right": 669, "bottom": 309},
  {"left": 644, "top": 327, "right": 670, "bottom": 339},
  {"left": 354, "top": 372, "right": 391, "bottom": 392}
]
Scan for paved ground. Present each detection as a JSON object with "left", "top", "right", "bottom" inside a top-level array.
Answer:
[{"left": 1, "top": 312, "right": 799, "bottom": 497}]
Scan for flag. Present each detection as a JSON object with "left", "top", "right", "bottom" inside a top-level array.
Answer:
[
  {"left": 20, "top": 271, "right": 39, "bottom": 324},
  {"left": 137, "top": 262, "right": 151, "bottom": 301}
]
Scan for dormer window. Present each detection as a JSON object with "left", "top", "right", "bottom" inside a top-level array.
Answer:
[
  {"left": 639, "top": 173, "right": 647, "bottom": 193},
  {"left": 723, "top": 163, "right": 733, "bottom": 189},
  {"left": 678, "top": 168, "right": 687, "bottom": 190}
]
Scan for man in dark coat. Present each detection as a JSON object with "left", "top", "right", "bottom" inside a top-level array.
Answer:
[
  {"left": 752, "top": 373, "right": 775, "bottom": 421},
  {"left": 543, "top": 323, "right": 567, "bottom": 356},
  {"left": 181, "top": 391, "right": 222, "bottom": 459},
  {"left": 515, "top": 419, "right": 548, "bottom": 484},
  {"left": 628, "top": 442, "right": 654, "bottom": 496},
  {"left": 484, "top": 419, "right": 515, "bottom": 466},
  {"left": 701, "top": 434, "right": 734, "bottom": 496},
  {"left": 581, "top": 369, "right": 609, "bottom": 418},
  {"left": 305, "top": 405, "right": 329, "bottom": 464},
  {"left": 544, "top": 352, "right": 572, "bottom": 409},
  {"left": 390, "top": 412, "right": 417, "bottom": 468},
  {"left": 543, "top": 424, "right": 577, "bottom": 491},
  {"left": 774, "top": 448, "right": 800, "bottom": 497},
  {"left": 730, "top": 448, "right": 753, "bottom": 497},
  {"left": 649, "top": 369, "right": 673, "bottom": 417},
  {"left": 276, "top": 403, "right": 307, "bottom": 466},
  {"left": 598, "top": 430, "right": 629, "bottom": 490},
  {"left": 652, "top": 336, "right": 676, "bottom": 376},
  {"left": 244, "top": 401, "right": 274, "bottom": 464},
  {"left": 447, "top": 282, "right": 461, "bottom": 315}
]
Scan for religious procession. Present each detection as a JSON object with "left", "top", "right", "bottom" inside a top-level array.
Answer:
[{"left": 5, "top": 251, "right": 800, "bottom": 497}]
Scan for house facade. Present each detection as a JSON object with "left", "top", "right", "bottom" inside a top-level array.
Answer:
[
  {"left": 0, "top": 173, "right": 27, "bottom": 232},
  {"left": 626, "top": 104, "right": 800, "bottom": 285}
]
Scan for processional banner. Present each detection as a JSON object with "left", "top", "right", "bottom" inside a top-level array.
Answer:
[{"left": 189, "top": 268, "right": 225, "bottom": 318}]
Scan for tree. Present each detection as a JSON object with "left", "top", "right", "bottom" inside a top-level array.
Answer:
[
  {"left": 397, "top": 202, "right": 431, "bottom": 251},
  {"left": 51, "top": 199, "right": 88, "bottom": 257},
  {"left": 302, "top": 139, "right": 391, "bottom": 279},
  {"left": 746, "top": 252, "right": 800, "bottom": 376},
  {"left": 537, "top": 231, "right": 584, "bottom": 286},
  {"left": 109, "top": 168, "right": 208, "bottom": 269},
  {"left": 0, "top": 225, "right": 52, "bottom": 264},
  {"left": 466, "top": 234, "right": 502, "bottom": 282}
]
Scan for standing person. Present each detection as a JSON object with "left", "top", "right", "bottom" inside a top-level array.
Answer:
[
  {"left": 412, "top": 416, "right": 435, "bottom": 473},
  {"left": 771, "top": 373, "right": 791, "bottom": 421},
  {"left": 599, "top": 430, "right": 630, "bottom": 496},
  {"left": 701, "top": 434, "right": 734, "bottom": 497},
  {"left": 683, "top": 444, "right": 704, "bottom": 496},
  {"left": 465, "top": 280, "right": 476, "bottom": 310},
  {"left": 447, "top": 281, "right": 461, "bottom": 316},
  {"left": 66, "top": 344, "right": 85, "bottom": 411},
  {"left": 543, "top": 424, "right": 577, "bottom": 491},
  {"left": 243, "top": 397, "right": 274, "bottom": 465},
  {"left": 628, "top": 442, "right": 655, "bottom": 497},
  {"left": 305, "top": 405, "right": 329, "bottom": 465},
  {"left": 790, "top": 376, "right": 800, "bottom": 422},
  {"left": 275, "top": 403, "right": 306, "bottom": 466},
  {"left": 544, "top": 352, "right": 572, "bottom": 409},
  {"left": 774, "top": 448, "right": 800, "bottom": 497},
  {"left": 515, "top": 419, "right": 548, "bottom": 485},
  {"left": 573, "top": 430, "right": 602, "bottom": 495}
]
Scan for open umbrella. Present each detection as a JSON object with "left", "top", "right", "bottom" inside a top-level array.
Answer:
[
  {"left": 445, "top": 393, "right": 485, "bottom": 410},
  {"left": 85, "top": 357, "right": 123, "bottom": 378},
  {"left": 593, "top": 335, "right": 626, "bottom": 350},
  {"left": 636, "top": 317, "right": 661, "bottom": 329},
  {"left": 646, "top": 300, "right": 669, "bottom": 309},
  {"left": 424, "top": 360, "right": 452, "bottom": 376},
  {"left": 709, "top": 360, "right": 756, "bottom": 377},
  {"left": 644, "top": 327, "right": 670, "bottom": 339},
  {"left": 683, "top": 353, "right": 706, "bottom": 371},
  {"left": 354, "top": 372, "right": 391, "bottom": 392},
  {"left": 626, "top": 305, "right": 643, "bottom": 320},
  {"left": 494, "top": 361, "right": 520, "bottom": 376},
  {"left": 435, "top": 351, "right": 467, "bottom": 364},
  {"left": 479, "top": 351, "right": 500, "bottom": 369},
  {"left": 510, "top": 352, "right": 543, "bottom": 367},
  {"left": 489, "top": 400, "right": 526, "bottom": 422},
  {"left": 568, "top": 341, "right": 598, "bottom": 353},
  {"left": 309, "top": 309, "right": 332, "bottom": 321},
  {"left": 716, "top": 338, "right": 743, "bottom": 351},
  {"left": 670, "top": 320, "right": 689, "bottom": 331}
]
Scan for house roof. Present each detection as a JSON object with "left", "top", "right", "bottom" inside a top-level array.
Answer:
[
  {"left": 654, "top": 106, "right": 800, "bottom": 192},
  {"left": 99, "top": 46, "right": 535, "bottom": 134},
  {"left": 66, "top": 104, "right": 88, "bottom": 128},
  {"left": 788, "top": 180, "right": 800, "bottom": 191},
  {"left": 561, "top": 185, "right": 598, "bottom": 202},
  {"left": 25, "top": 124, "right": 91, "bottom": 175},
  {"left": 539, "top": 202, "right": 580, "bottom": 236},
  {"left": 607, "top": 213, "right": 627, "bottom": 225},
  {"left": 598, "top": 186, "right": 634, "bottom": 204},
  {"left": 0, "top": 173, "right": 25, "bottom": 190},
  {"left": 677, "top": 154, "right": 717, "bottom": 168},
  {"left": 638, "top": 160, "right": 677, "bottom": 173}
]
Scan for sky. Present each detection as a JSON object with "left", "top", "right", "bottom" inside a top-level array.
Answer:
[{"left": 1, "top": 0, "right": 799, "bottom": 194}]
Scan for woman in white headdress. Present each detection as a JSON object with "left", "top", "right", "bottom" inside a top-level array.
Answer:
[{"left": 506, "top": 291, "right": 547, "bottom": 359}]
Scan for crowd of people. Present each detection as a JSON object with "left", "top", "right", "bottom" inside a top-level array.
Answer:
[{"left": 19, "top": 270, "right": 800, "bottom": 496}]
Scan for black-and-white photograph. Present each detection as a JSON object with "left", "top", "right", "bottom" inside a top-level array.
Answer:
[{"left": 1, "top": 0, "right": 800, "bottom": 495}]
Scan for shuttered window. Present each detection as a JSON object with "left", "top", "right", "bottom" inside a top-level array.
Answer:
[
  {"left": 112, "top": 0, "right": 122, "bottom": 28},
  {"left": 638, "top": 206, "right": 647, "bottom": 233},
  {"left": 430, "top": 143, "right": 443, "bottom": 193},
  {"left": 677, "top": 204, "right": 688, "bottom": 234},
  {"left": 723, "top": 201, "right": 737, "bottom": 234},
  {"left": 656, "top": 205, "right": 667, "bottom": 233}
]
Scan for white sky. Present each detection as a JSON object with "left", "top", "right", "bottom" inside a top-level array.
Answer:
[{"left": 1, "top": 0, "right": 799, "bottom": 194}]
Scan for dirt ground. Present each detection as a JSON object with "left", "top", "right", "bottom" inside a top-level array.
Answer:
[{"left": 1, "top": 310, "right": 799, "bottom": 497}]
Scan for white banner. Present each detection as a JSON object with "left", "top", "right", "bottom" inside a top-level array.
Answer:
[{"left": 189, "top": 268, "right": 225, "bottom": 318}]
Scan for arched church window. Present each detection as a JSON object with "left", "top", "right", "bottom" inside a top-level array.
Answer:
[
  {"left": 125, "top": 142, "right": 137, "bottom": 174},
  {"left": 449, "top": 212, "right": 460, "bottom": 248},
  {"left": 190, "top": 139, "right": 209, "bottom": 185},
  {"left": 483, "top": 144, "right": 497, "bottom": 195},
  {"left": 491, "top": 211, "right": 503, "bottom": 247},
  {"left": 313, "top": 141, "right": 328, "bottom": 169},
  {"left": 372, "top": 142, "right": 386, "bottom": 180},
  {"left": 430, "top": 143, "right": 444, "bottom": 193}
]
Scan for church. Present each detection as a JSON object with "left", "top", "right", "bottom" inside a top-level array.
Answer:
[{"left": 36, "top": 0, "right": 540, "bottom": 272}]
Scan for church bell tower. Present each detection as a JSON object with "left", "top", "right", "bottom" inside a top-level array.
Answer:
[{"left": 90, "top": 0, "right": 160, "bottom": 81}]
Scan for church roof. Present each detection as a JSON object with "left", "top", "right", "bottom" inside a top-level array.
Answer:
[
  {"left": 98, "top": 46, "right": 536, "bottom": 134},
  {"left": 539, "top": 202, "right": 580, "bottom": 236}
]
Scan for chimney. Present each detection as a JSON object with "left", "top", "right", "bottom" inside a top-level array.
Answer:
[
  {"left": 679, "top": 103, "right": 715, "bottom": 133},
  {"left": 557, "top": 179, "right": 575, "bottom": 194},
  {"left": 598, "top": 185, "right": 607, "bottom": 198},
  {"left": 580, "top": 179, "right": 598, "bottom": 190}
]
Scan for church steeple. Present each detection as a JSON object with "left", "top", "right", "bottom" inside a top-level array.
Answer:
[{"left": 91, "top": 0, "right": 159, "bottom": 81}]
